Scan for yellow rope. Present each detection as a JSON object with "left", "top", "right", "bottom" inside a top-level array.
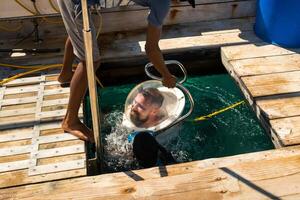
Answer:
[
  {"left": 0, "top": 63, "right": 62, "bottom": 69},
  {"left": 0, "top": 65, "right": 60, "bottom": 86},
  {"left": 15, "top": 0, "right": 37, "bottom": 15},
  {"left": 0, "top": 63, "right": 104, "bottom": 87},
  {"left": 49, "top": 0, "right": 60, "bottom": 13},
  {"left": 193, "top": 100, "right": 245, "bottom": 122},
  {"left": 0, "top": 22, "right": 23, "bottom": 32},
  {"left": 95, "top": 6, "right": 103, "bottom": 39}
]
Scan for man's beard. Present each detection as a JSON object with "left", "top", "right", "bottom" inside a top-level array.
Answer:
[{"left": 130, "top": 110, "right": 148, "bottom": 127}]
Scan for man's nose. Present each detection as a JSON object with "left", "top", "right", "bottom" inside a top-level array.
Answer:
[{"left": 132, "top": 103, "right": 138, "bottom": 111}]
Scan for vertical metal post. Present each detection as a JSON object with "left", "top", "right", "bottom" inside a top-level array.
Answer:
[{"left": 81, "top": 0, "right": 102, "bottom": 172}]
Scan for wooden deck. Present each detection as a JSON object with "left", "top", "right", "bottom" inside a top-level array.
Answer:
[
  {"left": 1, "top": 0, "right": 300, "bottom": 198},
  {"left": 1, "top": 145, "right": 300, "bottom": 199},
  {"left": 221, "top": 44, "right": 300, "bottom": 148},
  {"left": 0, "top": 74, "right": 86, "bottom": 189}
]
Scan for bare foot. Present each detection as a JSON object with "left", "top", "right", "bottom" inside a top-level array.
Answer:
[
  {"left": 62, "top": 119, "right": 95, "bottom": 143},
  {"left": 58, "top": 71, "right": 74, "bottom": 84}
]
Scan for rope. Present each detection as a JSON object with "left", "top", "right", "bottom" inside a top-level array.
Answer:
[
  {"left": 193, "top": 100, "right": 245, "bottom": 122},
  {"left": 0, "top": 65, "right": 61, "bottom": 85},
  {"left": 49, "top": 0, "right": 60, "bottom": 13},
  {"left": 0, "top": 63, "right": 104, "bottom": 87},
  {"left": 95, "top": 6, "right": 103, "bottom": 39},
  {"left": 0, "top": 22, "right": 23, "bottom": 32},
  {"left": 15, "top": 0, "right": 37, "bottom": 15}
]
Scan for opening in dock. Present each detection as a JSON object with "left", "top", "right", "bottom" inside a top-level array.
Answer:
[{"left": 84, "top": 50, "right": 274, "bottom": 174}]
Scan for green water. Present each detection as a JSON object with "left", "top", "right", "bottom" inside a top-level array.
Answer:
[{"left": 85, "top": 74, "right": 274, "bottom": 171}]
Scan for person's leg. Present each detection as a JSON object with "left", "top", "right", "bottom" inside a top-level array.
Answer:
[
  {"left": 58, "top": 36, "right": 75, "bottom": 84},
  {"left": 62, "top": 60, "right": 100, "bottom": 142}
]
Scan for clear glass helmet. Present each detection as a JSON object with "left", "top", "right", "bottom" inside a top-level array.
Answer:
[{"left": 123, "top": 80, "right": 185, "bottom": 132}]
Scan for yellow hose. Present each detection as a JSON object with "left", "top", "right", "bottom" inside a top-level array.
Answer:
[
  {"left": 0, "top": 63, "right": 104, "bottom": 87},
  {"left": 0, "top": 65, "right": 61, "bottom": 85},
  {"left": 0, "top": 22, "right": 23, "bottom": 32},
  {"left": 15, "top": 0, "right": 37, "bottom": 15},
  {"left": 193, "top": 100, "right": 245, "bottom": 122},
  {"left": 49, "top": 0, "right": 60, "bottom": 13}
]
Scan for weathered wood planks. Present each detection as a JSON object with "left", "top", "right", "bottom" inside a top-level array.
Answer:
[
  {"left": 221, "top": 43, "right": 300, "bottom": 147},
  {"left": 1, "top": 146, "right": 300, "bottom": 199},
  {"left": 0, "top": 73, "right": 86, "bottom": 188}
]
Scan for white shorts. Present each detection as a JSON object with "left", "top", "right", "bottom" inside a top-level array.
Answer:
[{"left": 57, "top": 0, "right": 100, "bottom": 61}]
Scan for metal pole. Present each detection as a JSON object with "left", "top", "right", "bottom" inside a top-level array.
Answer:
[{"left": 80, "top": 0, "right": 102, "bottom": 172}]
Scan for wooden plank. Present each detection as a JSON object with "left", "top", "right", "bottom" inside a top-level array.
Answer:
[
  {"left": 230, "top": 54, "right": 300, "bottom": 77},
  {"left": 102, "top": 30, "right": 261, "bottom": 60},
  {"left": 0, "top": 115, "right": 36, "bottom": 130},
  {"left": 0, "top": 154, "right": 29, "bottom": 164},
  {"left": 39, "top": 121, "right": 61, "bottom": 131},
  {"left": 0, "top": 160, "right": 29, "bottom": 173},
  {"left": 0, "top": 145, "right": 31, "bottom": 157},
  {"left": 256, "top": 94, "right": 300, "bottom": 119},
  {"left": 0, "top": 87, "right": 4, "bottom": 110},
  {"left": 271, "top": 116, "right": 300, "bottom": 146},
  {"left": 0, "top": 107, "right": 36, "bottom": 117},
  {"left": 43, "top": 88, "right": 69, "bottom": 96},
  {"left": 82, "top": 0, "right": 102, "bottom": 169},
  {"left": 35, "top": 133, "right": 79, "bottom": 144},
  {"left": 222, "top": 43, "right": 300, "bottom": 61},
  {"left": 42, "top": 98, "right": 68, "bottom": 107},
  {"left": 1, "top": 96, "right": 38, "bottom": 106},
  {"left": 99, "top": 0, "right": 256, "bottom": 34},
  {"left": 29, "top": 159, "right": 85, "bottom": 176},
  {"left": 3, "top": 76, "right": 45, "bottom": 87},
  {"left": 241, "top": 71, "right": 300, "bottom": 97},
  {"left": 2, "top": 146, "right": 300, "bottom": 199},
  {"left": 38, "top": 108, "right": 82, "bottom": 119},
  {"left": 28, "top": 80, "right": 45, "bottom": 174},
  {"left": 39, "top": 140, "right": 84, "bottom": 150},
  {"left": 0, "top": 169, "right": 86, "bottom": 189},
  {"left": 36, "top": 145, "right": 84, "bottom": 159},
  {"left": 0, "top": 131, "right": 32, "bottom": 143},
  {"left": 3, "top": 85, "right": 41, "bottom": 95}
]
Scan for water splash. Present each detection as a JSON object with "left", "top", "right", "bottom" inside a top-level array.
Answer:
[{"left": 102, "top": 110, "right": 139, "bottom": 171}]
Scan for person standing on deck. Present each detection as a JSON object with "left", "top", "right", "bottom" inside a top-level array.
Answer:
[{"left": 56, "top": 0, "right": 196, "bottom": 142}]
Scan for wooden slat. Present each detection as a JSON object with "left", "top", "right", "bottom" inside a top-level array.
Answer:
[
  {"left": 230, "top": 54, "right": 300, "bottom": 77},
  {"left": 0, "top": 169, "right": 86, "bottom": 189},
  {"left": 29, "top": 159, "right": 85, "bottom": 176},
  {"left": 2, "top": 146, "right": 300, "bottom": 199},
  {"left": 1, "top": 96, "right": 38, "bottom": 106},
  {"left": 222, "top": 43, "right": 300, "bottom": 61},
  {"left": 28, "top": 80, "right": 45, "bottom": 174},
  {"left": 257, "top": 94, "right": 300, "bottom": 119},
  {"left": 3, "top": 85, "right": 41, "bottom": 95},
  {"left": 0, "top": 145, "right": 31, "bottom": 157},
  {"left": 0, "top": 87, "right": 4, "bottom": 110},
  {"left": 0, "top": 131, "right": 32, "bottom": 143},
  {"left": 43, "top": 88, "right": 69, "bottom": 96},
  {"left": 0, "top": 107, "right": 36, "bottom": 117},
  {"left": 102, "top": 30, "right": 261, "bottom": 60},
  {"left": 42, "top": 98, "right": 69, "bottom": 107},
  {"left": 35, "top": 133, "right": 78, "bottom": 144},
  {"left": 0, "top": 160, "right": 29, "bottom": 173},
  {"left": 241, "top": 71, "right": 300, "bottom": 97},
  {"left": 3, "top": 76, "right": 45, "bottom": 87},
  {"left": 36, "top": 145, "right": 84, "bottom": 159},
  {"left": 271, "top": 116, "right": 300, "bottom": 146},
  {"left": 39, "top": 121, "right": 61, "bottom": 131}
]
